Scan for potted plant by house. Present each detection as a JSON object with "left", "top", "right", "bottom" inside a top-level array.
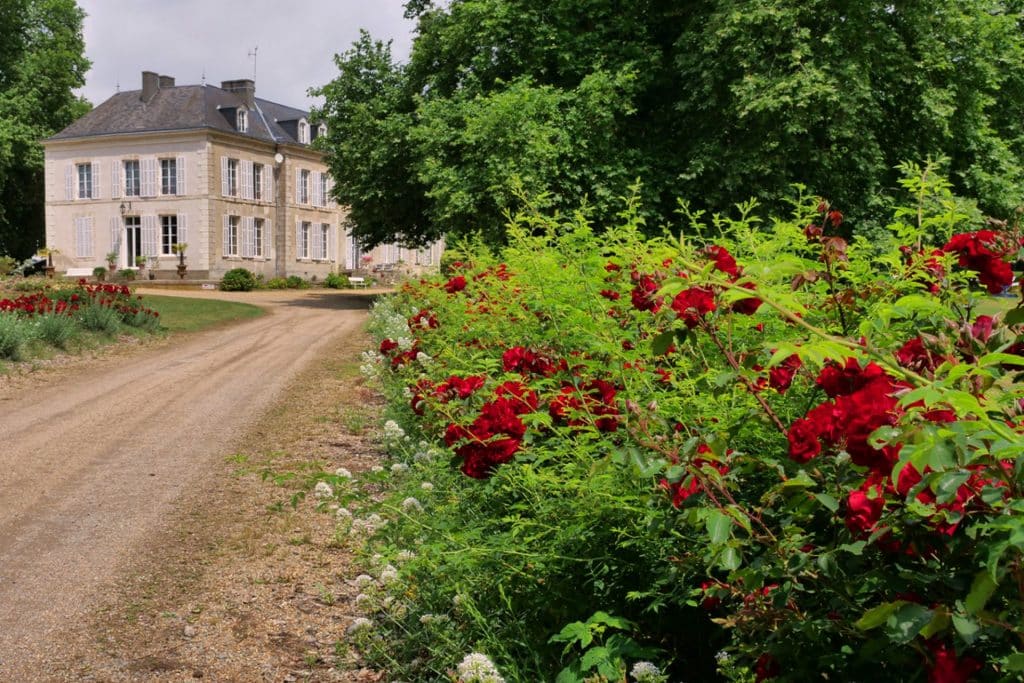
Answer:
[
  {"left": 106, "top": 251, "right": 118, "bottom": 273},
  {"left": 147, "top": 255, "right": 158, "bottom": 280},
  {"left": 172, "top": 243, "right": 188, "bottom": 279},
  {"left": 38, "top": 247, "right": 58, "bottom": 278},
  {"left": 135, "top": 254, "right": 147, "bottom": 277},
  {"left": 92, "top": 266, "right": 107, "bottom": 282}
]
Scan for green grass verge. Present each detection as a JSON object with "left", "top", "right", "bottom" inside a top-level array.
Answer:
[{"left": 143, "top": 295, "right": 265, "bottom": 333}]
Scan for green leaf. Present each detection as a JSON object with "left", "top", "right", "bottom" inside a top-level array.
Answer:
[
  {"left": 1004, "top": 308, "right": 1024, "bottom": 326},
  {"left": 555, "top": 666, "right": 585, "bottom": 683},
  {"left": 952, "top": 615, "right": 979, "bottom": 643},
  {"left": 706, "top": 510, "right": 732, "bottom": 544},
  {"left": 1002, "top": 653, "right": 1024, "bottom": 672},
  {"left": 651, "top": 331, "right": 675, "bottom": 356},
  {"left": 580, "top": 646, "right": 612, "bottom": 672},
  {"left": 855, "top": 601, "right": 902, "bottom": 631},
  {"left": 719, "top": 546, "right": 742, "bottom": 571},
  {"left": 813, "top": 492, "right": 839, "bottom": 512},
  {"left": 887, "top": 603, "right": 933, "bottom": 644},
  {"left": 965, "top": 571, "right": 997, "bottom": 615}
]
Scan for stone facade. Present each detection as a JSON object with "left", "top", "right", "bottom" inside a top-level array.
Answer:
[{"left": 42, "top": 71, "right": 442, "bottom": 281}]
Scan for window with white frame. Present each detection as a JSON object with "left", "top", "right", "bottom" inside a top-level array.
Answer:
[
  {"left": 317, "top": 123, "right": 327, "bottom": 138},
  {"left": 298, "top": 119, "right": 309, "bottom": 144},
  {"left": 160, "top": 159, "right": 177, "bottom": 195},
  {"left": 253, "top": 164, "right": 263, "bottom": 201},
  {"left": 228, "top": 159, "right": 239, "bottom": 196},
  {"left": 298, "top": 169, "right": 309, "bottom": 204},
  {"left": 298, "top": 221, "right": 311, "bottom": 259},
  {"left": 225, "top": 215, "right": 239, "bottom": 256},
  {"left": 160, "top": 215, "right": 178, "bottom": 255},
  {"left": 253, "top": 217, "right": 265, "bottom": 257},
  {"left": 124, "top": 160, "right": 140, "bottom": 197},
  {"left": 237, "top": 109, "right": 248, "bottom": 132},
  {"left": 77, "top": 163, "right": 93, "bottom": 199}
]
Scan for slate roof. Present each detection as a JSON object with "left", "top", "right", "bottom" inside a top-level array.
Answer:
[{"left": 48, "top": 84, "right": 314, "bottom": 146}]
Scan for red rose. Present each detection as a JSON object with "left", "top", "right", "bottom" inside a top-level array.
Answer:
[
  {"left": 706, "top": 245, "right": 739, "bottom": 278},
  {"left": 787, "top": 417, "right": 821, "bottom": 463},
  {"left": 671, "top": 286, "right": 716, "bottom": 328},
  {"left": 630, "top": 274, "right": 663, "bottom": 313},
  {"left": 768, "top": 354, "right": 802, "bottom": 393},
  {"left": 379, "top": 338, "right": 399, "bottom": 355},
  {"left": 926, "top": 640, "right": 981, "bottom": 683},
  {"left": 444, "top": 275, "right": 467, "bottom": 293},
  {"left": 845, "top": 478, "right": 885, "bottom": 537}
]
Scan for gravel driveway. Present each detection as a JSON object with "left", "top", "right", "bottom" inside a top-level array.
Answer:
[{"left": 0, "top": 288, "right": 374, "bottom": 678}]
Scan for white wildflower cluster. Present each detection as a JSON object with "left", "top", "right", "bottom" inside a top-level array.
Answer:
[
  {"left": 379, "top": 564, "right": 400, "bottom": 584},
  {"left": 346, "top": 617, "right": 373, "bottom": 635},
  {"left": 396, "top": 549, "right": 416, "bottom": 563},
  {"left": 313, "top": 481, "right": 334, "bottom": 500},
  {"left": 415, "top": 351, "right": 432, "bottom": 365},
  {"left": 413, "top": 443, "right": 444, "bottom": 464},
  {"left": 334, "top": 467, "right": 352, "bottom": 479},
  {"left": 354, "top": 592, "right": 375, "bottom": 610},
  {"left": 371, "top": 465, "right": 385, "bottom": 473},
  {"left": 418, "top": 613, "right": 449, "bottom": 625},
  {"left": 420, "top": 481, "right": 434, "bottom": 492},
  {"left": 360, "top": 349, "right": 384, "bottom": 379},
  {"left": 350, "top": 513, "right": 387, "bottom": 536},
  {"left": 335, "top": 507, "right": 353, "bottom": 521},
  {"left": 383, "top": 419, "right": 406, "bottom": 441},
  {"left": 390, "top": 462, "right": 409, "bottom": 475},
  {"left": 380, "top": 595, "right": 408, "bottom": 619},
  {"left": 456, "top": 653, "right": 505, "bottom": 683},
  {"left": 401, "top": 496, "right": 423, "bottom": 513},
  {"left": 630, "top": 661, "right": 668, "bottom": 683},
  {"left": 402, "top": 386, "right": 413, "bottom": 399},
  {"left": 353, "top": 573, "right": 375, "bottom": 589}
]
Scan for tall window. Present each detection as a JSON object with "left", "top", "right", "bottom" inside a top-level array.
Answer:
[
  {"left": 236, "top": 109, "right": 248, "bottom": 132},
  {"left": 160, "top": 215, "right": 178, "bottom": 255},
  {"left": 227, "top": 158, "right": 239, "bottom": 196},
  {"left": 160, "top": 159, "right": 177, "bottom": 195},
  {"left": 299, "top": 221, "right": 311, "bottom": 259},
  {"left": 253, "top": 218, "right": 265, "bottom": 257},
  {"left": 124, "top": 216, "right": 142, "bottom": 266},
  {"left": 77, "top": 163, "right": 93, "bottom": 199},
  {"left": 124, "top": 160, "right": 140, "bottom": 197},
  {"left": 225, "top": 216, "right": 239, "bottom": 256},
  {"left": 253, "top": 164, "right": 263, "bottom": 201},
  {"left": 298, "top": 120, "right": 309, "bottom": 144},
  {"left": 298, "top": 169, "right": 309, "bottom": 204}
]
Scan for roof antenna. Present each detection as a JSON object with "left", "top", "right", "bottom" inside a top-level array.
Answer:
[
  {"left": 201, "top": 68, "right": 206, "bottom": 87},
  {"left": 247, "top": 45, "right": 258, "bottom": 81}
]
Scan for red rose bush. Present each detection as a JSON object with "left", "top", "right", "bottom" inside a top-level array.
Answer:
[{"left": 351, "top": 179, "right": 1024, "bottom": 681}]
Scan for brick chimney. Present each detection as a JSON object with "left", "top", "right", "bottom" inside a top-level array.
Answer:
[
  {"left": 221, "top": 79, "right": 255, "bottom": 109},
  {"left": 141, "top": 71, "right": 159, "bottom": 102},
  {"left": 158, "top": 75, "right": 175, "bottom": 88}
]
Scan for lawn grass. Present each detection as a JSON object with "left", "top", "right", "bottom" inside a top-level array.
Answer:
[{"left": 143, "top": 295, "right": 264, "bottom": 333}]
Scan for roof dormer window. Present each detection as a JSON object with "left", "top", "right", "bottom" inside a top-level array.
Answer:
[
  {"left": 317, "top": 123, "right": 327, "bottom": 139},
  {"left": 298, "top": 119, "right": 309, "bottom": 144},
  {"left": 237, "top": 109, "right": 248, "bottom": 133}
]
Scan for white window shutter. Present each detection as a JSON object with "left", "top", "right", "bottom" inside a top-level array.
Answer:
[
  {"left": 244, "top": 160, "right": 255, "bottom": 200},
  {"left": 263, "top": 219, "right": 271, "bottom": 257},
  {"left": 221, "top": 157, "right": 229, "bottom": 197},
  {"left": 109, "top": 216, "right": 121, "bottom": 255},
  {"left": 295, "top": 219, "right": 302, "bottom": 258},
  {"left": 176, "top": 213, "right": 188, "bottom": 245},
  {"left": 294, "top": 168, "right": 301, "bottom": 203},
  {"left": 111, "top": 162, "right": 120, "bottom": 199},
  {"left": 311, "top": 222, "right": 322, "bottom": 260},
  {"left": 176, "top": 156, "right": 186, "bottom": 196},
  {"left": 89, "top": 161, "right": 100, "bottom": 199},
  {"left": 312, "top": 171, "right": 321, "bottom": 207},
  {"left": 141, "top": 215, "right": 158, "bottom": 256},
  {"left": 84, "top": 217, "right": 94, "bottom": 257},
  {"left": 223, "top": 215, "right": 232, "bottom": 256},
  {"left": 262, "top": 164, "right": 271, "bottom": 202},
  {"left": 240, "top": 216, "right": 250, "bottom": 258},
  {"left": 64, "top": 164, "right": 73, "bottom": 200},
  {"left": 139, "top": 158, "right": 153, "bottom": 197}
]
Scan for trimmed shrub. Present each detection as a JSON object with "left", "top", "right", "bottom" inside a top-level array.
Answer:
[
  {"left": 220, "top": 267, "right": 258, "bottom": 291},
  {"left": 265, "top": 277, "right": 289, "bottom": 289},
  {"left": 324, "top": 272, "right": 350, "bottom": 289},
  {"left": 286, "top": 275, "right": 310, "bottom": 289}
]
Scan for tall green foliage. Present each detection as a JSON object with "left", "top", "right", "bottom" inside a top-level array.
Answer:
[
  {"left": 314, "top": 0, "right": 1024, "bottom": 247},
  {"left": 0, "top": 0, "right": 90, "bottom": 258}
]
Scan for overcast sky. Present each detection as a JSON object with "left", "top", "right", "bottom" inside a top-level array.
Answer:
[{"left": 75, "top": 0, "right": 416, "bottom": 111}]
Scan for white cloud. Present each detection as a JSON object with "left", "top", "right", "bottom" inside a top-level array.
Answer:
[{"left": 76, "top": 0, "right": 415, "bottom": 111}]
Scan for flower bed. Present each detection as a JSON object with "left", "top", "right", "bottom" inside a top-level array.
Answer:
[
  {"left": 0, "top": 280, "right": 160, "bottom": 360},
  {"left": 332, "top": 174, "right": 1024, "bottom": 681}
]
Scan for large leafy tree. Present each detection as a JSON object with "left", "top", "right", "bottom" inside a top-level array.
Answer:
[
  {"left": 0, "top": 0, "right": 90, "bottom": 258},
  {"left": 315, "top": 1, "right": 1024, "bottom": 248}
]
